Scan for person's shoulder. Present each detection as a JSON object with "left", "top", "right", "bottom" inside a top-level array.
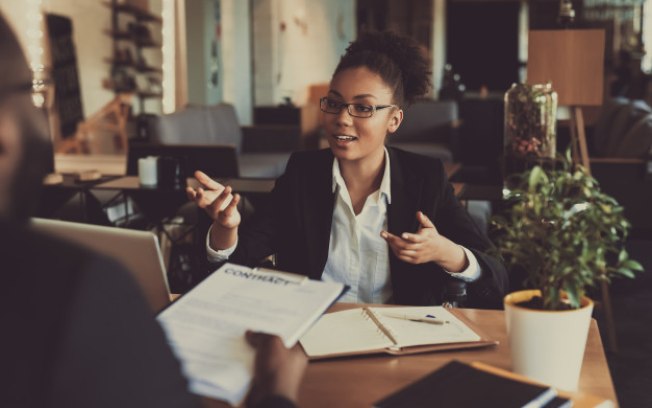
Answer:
[
  {"left": 1, "top": 220, "right": 126, "bottom": 283},
  {"left": 0, "top": 220, "right": 140, "bottom": 322},
  {"left": 286, "top": 149, "right": 333, "bottom": 170},
  {"left": 288, "top": 148, "right": 332, "bottom": 162},
  {"left": 388, "top": 146, "right": 445, "bottom": 176},
  {"left": 3, "top": 221, "right": 93, "bottom": 268}
]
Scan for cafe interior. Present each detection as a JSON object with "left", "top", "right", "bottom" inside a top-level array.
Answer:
[{"left": 1, "top": 0, "right": 651, "bottom": 406}]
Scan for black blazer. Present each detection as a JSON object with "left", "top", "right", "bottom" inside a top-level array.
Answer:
[{"left": 229, "top": 147, "right": 508, "bottom": 308}]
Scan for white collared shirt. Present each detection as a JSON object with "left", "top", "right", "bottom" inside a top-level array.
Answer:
[
  {"left": 206, "top": 148, "right": 481, "bottom": 303},
  {"left": 321, "top": 149, "right": 394, "bottom": 303}
]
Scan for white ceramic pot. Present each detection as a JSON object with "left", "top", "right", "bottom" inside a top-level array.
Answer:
[{"left": 504, "top": 289, "right": 594, "bottom": 391}]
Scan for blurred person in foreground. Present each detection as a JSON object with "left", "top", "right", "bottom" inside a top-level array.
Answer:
[{"left": 0, "top": 13, "right": 305, "bottom": 408}]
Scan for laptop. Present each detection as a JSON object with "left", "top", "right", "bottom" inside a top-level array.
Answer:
[{"left": 31, "top": 218, "right": 170, "bottom": 312}]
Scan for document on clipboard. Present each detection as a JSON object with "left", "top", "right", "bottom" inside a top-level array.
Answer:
[{"left": 157, "top": 263, "right": 346, "bottom": 406}]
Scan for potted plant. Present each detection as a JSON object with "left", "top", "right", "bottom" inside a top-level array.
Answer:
[{"left": 492, "top": 154, "right": 643, "bottom": 391}]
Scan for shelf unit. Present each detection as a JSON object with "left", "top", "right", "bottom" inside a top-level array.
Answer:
[{"left": 104, "top": 0, "right": 162, "bottom": 113}]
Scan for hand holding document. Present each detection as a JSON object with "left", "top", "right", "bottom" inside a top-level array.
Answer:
[{"left": 157, "top": 263, "right": 346, "bottom": 405}]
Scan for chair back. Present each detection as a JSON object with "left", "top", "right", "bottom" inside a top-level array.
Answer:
[
  {"left": 155, "top": 103, "right": 243, "bottom": 153},
  {"left": 392, "top": 99, "right": 458, "bottom": 144}
]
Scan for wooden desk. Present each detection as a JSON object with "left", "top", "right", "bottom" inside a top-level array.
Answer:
[
  {"left": 39, "top": 174, "right": 120, "bottom": 220},
  {"left": 204, "top": 305, "right": 616, "bottom": 407},
  {"left": 94, "top": 176, "right": 276, "bottom": 195},
  {"left": 54, "top": 153, "right": 127, "bottom": 175}
]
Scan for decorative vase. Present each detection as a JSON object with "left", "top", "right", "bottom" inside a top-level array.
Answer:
[
  {"left": 504, "top": 290, "right": 594, "bottom": 391},
  {"left": 503, "top": 83, "right": 558, "bottom": 188}
]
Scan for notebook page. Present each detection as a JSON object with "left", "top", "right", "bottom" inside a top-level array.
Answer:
[
  {"left": 368, "top": 306, "right": 480, "bottom": 349},
  {"left": 300, "top": 308, "right": 393, "bottom": 357}
]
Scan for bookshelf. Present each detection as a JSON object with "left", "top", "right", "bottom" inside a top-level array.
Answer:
[{"left": 103, "top": 0, "right": 162, "bottom": 113}]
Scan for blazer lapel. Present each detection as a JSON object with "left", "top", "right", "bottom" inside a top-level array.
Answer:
[
  {"left": 303, "top": 150, "right": 336, "bottom": 279},
  {"left": 387, "top": 148, "right": 424, "bottom": 299},
  {"left": 387, "top": 148, "right": 422, "bottom": 237}
]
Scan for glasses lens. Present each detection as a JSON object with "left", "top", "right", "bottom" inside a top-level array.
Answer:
[
  {"left": 349, "top": 104, "right": 374, "bottom": 118},
  {"left": 320, "top": 97, "right": 342, "bottom": 114}
]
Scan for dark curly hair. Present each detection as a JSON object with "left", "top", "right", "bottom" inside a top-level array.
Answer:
[{"left": 333, "top": 31, "right": 432, "bottom": 107}]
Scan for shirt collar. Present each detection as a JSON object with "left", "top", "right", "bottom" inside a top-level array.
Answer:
[{"left": 331, "top": 148, "right": 392, "bottom": 204}]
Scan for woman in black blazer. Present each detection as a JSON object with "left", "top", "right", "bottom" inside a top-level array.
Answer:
[{"left": 189, "top": 32, "right": 508, "bottom": 308}]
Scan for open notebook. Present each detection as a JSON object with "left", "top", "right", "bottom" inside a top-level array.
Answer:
[{"left": 300, "top": 306, "right": 497, "bottom": 359}]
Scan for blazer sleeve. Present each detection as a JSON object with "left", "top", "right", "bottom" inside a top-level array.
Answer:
[
  {"left": 223, "top": 154, "right": 299, "bottom": 268},
  {"left": 432, "top": 161, "right": 509, "bottom": 309}
]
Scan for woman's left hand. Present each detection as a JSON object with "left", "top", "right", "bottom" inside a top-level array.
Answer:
[
  {"left": 381, "top": 211, "right": 441, "bottom": 264},
  {"left": 381, "top": 211, "right": 468, "bottom": 271}
]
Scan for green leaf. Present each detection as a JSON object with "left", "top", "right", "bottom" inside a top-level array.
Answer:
[
  {"left": 623, "top": 259, "right": 644, "bottom": 272},
  {"left": 491, "top": 151, "right": 643, "bottom": 310},
  {"left": 528, "top": 166, "right": 546, "bottom": 192}
]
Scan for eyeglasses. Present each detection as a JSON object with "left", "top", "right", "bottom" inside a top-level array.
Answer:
[
  {"left": 0, "top": 78, "right": 54, "bottom": 110},
  {"left": 320, "top": 96, "right": 398, "bottom": 118}
]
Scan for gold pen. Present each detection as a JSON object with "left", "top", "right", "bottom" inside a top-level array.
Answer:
[{"left": 381, "top": 312, "right": 450, "bottom": 325}]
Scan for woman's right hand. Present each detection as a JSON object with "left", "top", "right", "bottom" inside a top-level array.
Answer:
[{"left": 187, "top": 170, "right": 241, "bottom": 229}]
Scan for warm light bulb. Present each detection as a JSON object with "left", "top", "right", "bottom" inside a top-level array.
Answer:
[{"left": 162, "top": 0, "right": 175, "bottom": 113}]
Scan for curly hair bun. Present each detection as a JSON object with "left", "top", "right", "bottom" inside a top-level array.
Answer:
[{"left": 334, "top": 31, "right": 432, "bottom": 106}]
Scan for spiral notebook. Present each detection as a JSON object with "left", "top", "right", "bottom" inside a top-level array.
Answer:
[{"left": 300, "top": 306, "right": 497, "bottom": 359}]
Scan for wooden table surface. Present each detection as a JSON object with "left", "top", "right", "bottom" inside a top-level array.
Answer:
[
  {"left": 94, "top": 175, "right": 276, "bottom": 194},
  {"left": 203, "top": 304, "right": 616, "bottom": 407}
]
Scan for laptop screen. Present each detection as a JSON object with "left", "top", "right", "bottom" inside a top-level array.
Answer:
[{"left": 30, "top": 218, "right": 170, "bottom": 312}]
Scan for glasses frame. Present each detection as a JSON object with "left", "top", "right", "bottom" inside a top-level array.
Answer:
[{"left": 319, "top": 96, "right": 398, "bottom": 118}]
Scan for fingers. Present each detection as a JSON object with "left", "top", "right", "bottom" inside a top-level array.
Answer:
[
  {"left": 396, "top": 252, "right": 418, "bottom": 263},
  {"left": 380, "top": 231, "right": 421, "bottom": 251},
  {"left": 399, "top": 232, "right": 427, "bottom": 243},
  {"left": 187, "top": 185, "right": 220, "bottom": 208},
  {"left": 186, "top": 186, "right": 197, "bottom": 201},
  {"left": 221, "top": 193, "right": 241, "bottom": 218},
  {"left": 245, "top": 331, "right": 307, "bottom": 407},
  {"left": 245, "top": 330, "right": 260, "bottom": 347},
  {"left": 417, "top": 211, "right": 436, "bottom": 229},
  {"left": 194, "top": 170, "right": 224, "bottom": 191},
  {"left": 381, "top": 229, "right": 437, "bottom": 264},
  {"left": 207, "top": 185, "right": 234, "bottom": 214},
  {"left": 245, "top": 330, "right": 269, "bottom": 348}
]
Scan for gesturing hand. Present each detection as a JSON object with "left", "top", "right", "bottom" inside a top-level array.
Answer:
[
  {"left": 186, "top": 170, "right": 241, "bottom": 229},
  {"left": 381, "top": 211, "right": 468, "bottom": 272},
  {"left": 381, "top": 211, "right": 441, "bottom": 264},
  {"left": 245, "top": 331, "right": 308, "bottom": 407}
]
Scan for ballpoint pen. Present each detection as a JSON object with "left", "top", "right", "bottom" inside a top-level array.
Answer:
[{"left": 381, "top": 312, "right": 450, "bottom": 325}]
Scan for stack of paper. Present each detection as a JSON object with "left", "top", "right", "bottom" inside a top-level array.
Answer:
[{"left": 157, "top": 263, "right": 345, "bottom": 405}]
